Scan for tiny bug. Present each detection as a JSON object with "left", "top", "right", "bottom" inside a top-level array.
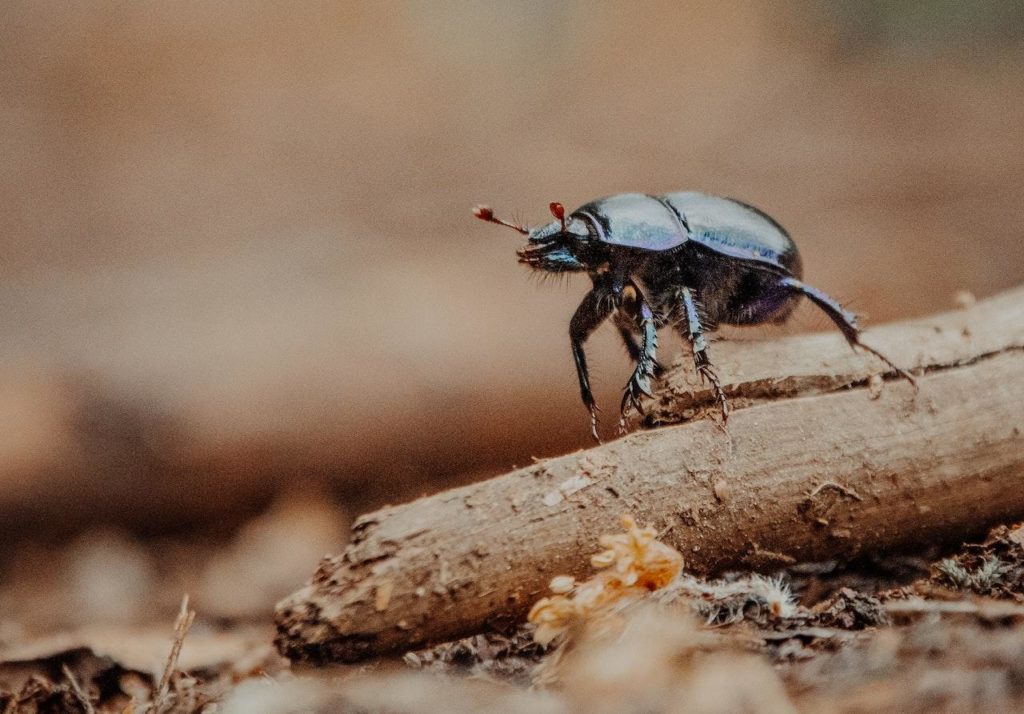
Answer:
[{"left": 474, "top": 192, "right": 915, "bottom": 441}]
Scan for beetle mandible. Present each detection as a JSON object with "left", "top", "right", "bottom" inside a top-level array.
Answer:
[{"left": 473, "top": 192, "right": 916, "bottom": 441}]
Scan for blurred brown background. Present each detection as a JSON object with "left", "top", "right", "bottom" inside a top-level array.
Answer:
[{"left": 1, "top": 1, "right": 1023, "bottom": 629}]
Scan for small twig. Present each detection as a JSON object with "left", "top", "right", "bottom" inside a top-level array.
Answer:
[
  {"left": 809, "top": 481, "right": 863, "bottom": 502},
  {"left": 275, "top": 286, "right": 1024, "bottom": 665},
  {"left": 62, "top": 664, "right": 96, "bottom": 714},
  {"left": 885, "top": 598, "right": 1024, "bottom": 619},
  {"left": 149, "top": 594, "right": 195, "bottom": 714}
]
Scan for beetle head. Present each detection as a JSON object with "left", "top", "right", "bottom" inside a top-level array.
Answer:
[{"left": 473, "top": 202, "right": 598, "bottom": 273}]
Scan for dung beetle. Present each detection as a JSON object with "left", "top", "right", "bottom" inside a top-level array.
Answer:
[{"left": 473, "top": 192, "right": 916, "bottom": 441}]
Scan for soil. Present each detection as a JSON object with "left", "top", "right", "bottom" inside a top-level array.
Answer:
[{"left": 6, "top": 525, "right": 1024, "bottom": 712}]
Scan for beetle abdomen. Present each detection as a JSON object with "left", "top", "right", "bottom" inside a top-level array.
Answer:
[{"left": 661, "top": 192, "right": 799, "bottom": 274}]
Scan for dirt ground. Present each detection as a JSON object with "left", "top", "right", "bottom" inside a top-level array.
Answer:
[
  {"left": 8, "top": 518, "right": 1024, "bottom": 712},
  {"left": 2, "top": 2, "right": 1024, "bottom": 712}
]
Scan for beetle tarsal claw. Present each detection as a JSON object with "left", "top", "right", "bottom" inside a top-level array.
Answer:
[
  {"left": 588, "top": 408, "right": 602, "bottom": 444},
  {"left": 857, "top": 342, "right": 919, "bottom": 392},
  {"left": 620, "top": 378, "right": 649, "bottom": 425}
]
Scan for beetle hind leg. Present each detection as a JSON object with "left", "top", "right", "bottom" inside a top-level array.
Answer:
[
  {"left": 677, "top": 287, "right": 730, "bottom": 424},
  {"left": 781, "top": 277, "right": 917, "bottom": 388}
]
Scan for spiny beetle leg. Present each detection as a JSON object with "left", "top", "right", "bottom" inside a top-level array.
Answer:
[
  {"left": 570, "top": 286, "right": 615, "bottom": 442},
  {"left": 679, "top": 286, "right": 730, "bottom": 424},
  {"left": 696, "top": 358, "right": 730, "bottom": 424},
  {"left": 781, "top": 277, "right": 918, "bottom": 391},
  {"left": 588, "top": 403, "right": 602, "bottom": 444},
  {"left": 853, "top": 342, "right": 919, "bottom": 390},
  {"left": 619, "top": 377, "right": 648, "bottom": 422},
  {"left": 613, "top": 313, "right": 665, "bottom": 378},
  {"left": 618, "top": 286, "right": 658, "bottom": 429}
]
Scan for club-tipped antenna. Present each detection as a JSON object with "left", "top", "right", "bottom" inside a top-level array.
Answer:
[
  {"left": 473, "top": 205, "right": 528, "bottom": 235},
  {"left": 549, "top": 202, "right": 567, "bottom": 232}
]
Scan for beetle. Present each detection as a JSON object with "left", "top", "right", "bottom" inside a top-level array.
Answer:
[{"left": 473, "top": 192, "right": 916, "bottom": 441}]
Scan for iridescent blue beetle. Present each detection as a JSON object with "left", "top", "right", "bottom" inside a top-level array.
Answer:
[{"left": 474, "top": 192, "right": 915, "bottom": 441}]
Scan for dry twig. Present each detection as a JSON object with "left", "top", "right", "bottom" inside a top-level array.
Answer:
[
  {"left": 61, "top": 664, "right": 96, "bottom": 714},
  {"left": 149, "top": 595, "right": 195, "bottom": 714},
  {"left": 276, "top": 287, "right": 1024, "bottom": 664}
]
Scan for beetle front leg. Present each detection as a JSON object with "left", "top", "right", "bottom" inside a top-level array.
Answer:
[
  {"left": 570, "top": 287, "right": 615, "bottom": 442},
  {"left": 780, "top": 278, "right": 917, "bottom": 388},
  {"left": 618, "top": 283, "right": 659, "bottom": 431},
  {"left": 678, "top": 287, "right": 730, "bottom": 423}
]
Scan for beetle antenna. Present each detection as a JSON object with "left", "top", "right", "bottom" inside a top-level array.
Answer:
[
  {"left": 473, "top": 205, "right": 528, "bottom": 235},
  {"left": 549, "top": 202, "right": 567, "bottom": 232}
]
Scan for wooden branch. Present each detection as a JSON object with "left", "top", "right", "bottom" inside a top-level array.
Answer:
[{"left": 275, "top": 287, "right": 1024, "bottom": 664}]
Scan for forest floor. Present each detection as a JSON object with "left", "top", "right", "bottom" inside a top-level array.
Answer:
[{"left": 5, "top": 511, "right": 1024, "bottom": 713}]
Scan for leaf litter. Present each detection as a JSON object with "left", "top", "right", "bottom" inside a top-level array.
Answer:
[{"left": 7, "top": 517, "right": 1024, "bottom": 712}]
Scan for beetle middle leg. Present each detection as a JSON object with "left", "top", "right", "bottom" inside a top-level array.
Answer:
[
  {"left": 570, "top": 285, "right": 616, "bottom": 442},
  {"left": 677, "top": 286, "right": 730, "bottom": 423},
  {"left": 617, "top": 281, "right": 659, "bottom": 431},
  {"left": 613, "top": 312, "right": 664, "bottom": 377},
  {"left": 780, "top": 277, "right": 917, "bottom": 388}
]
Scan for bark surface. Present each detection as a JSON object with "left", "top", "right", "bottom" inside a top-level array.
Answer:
[{"left": 275, "top": 287, "right": 1024, "bottom": 664}]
